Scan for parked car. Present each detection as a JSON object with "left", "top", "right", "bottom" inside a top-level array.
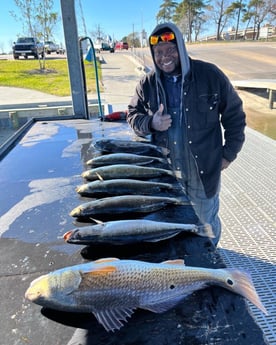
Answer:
[
  {"left": 44, "top": 41, "right": 65, "bottom": 54},
  {"left": 13, "top": 37, "right": 44, "bottom": 59},
  {"left": 44, "top": 41, "right": 58, "bottom": 54},
  {"left": 115, "top": 42, "right": 129, "bottom": 50},
  {"left": 109, "top": 42, "right": 115, "bottom": 53}
]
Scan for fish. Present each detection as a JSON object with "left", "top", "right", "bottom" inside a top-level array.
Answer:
[
  {"left": 81, "top": 164, "right": 175, "bottom": 181},
  {"left": 63, "top": 219, "right": 214, "bottom": 245},
  {"left": 86, "top": 153, "right": 167, "bottom": 167},
  {"left": 69, "top": 195, "right": 190, "bottom": 218},
  {"left": 76, "top": 179, "right": 175, "bottom": 197},
  {"left": 25, "top": 258, "right": 267, "bottom": 332},
  {"left": 93, "top": 138, "right": 167, "bottom": 157}
]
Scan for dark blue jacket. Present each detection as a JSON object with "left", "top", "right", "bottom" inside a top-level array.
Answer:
[{"left": 127, "top": 23, "right": 246, "bottom": 198}]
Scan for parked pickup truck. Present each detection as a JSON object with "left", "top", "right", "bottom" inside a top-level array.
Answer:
[{"left": 13, "top": 37, "right": 44, "bottom": 59}]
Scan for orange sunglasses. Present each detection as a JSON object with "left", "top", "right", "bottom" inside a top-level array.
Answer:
[{"left": 150, "top": 32, "right": 175, "bottom": 45}]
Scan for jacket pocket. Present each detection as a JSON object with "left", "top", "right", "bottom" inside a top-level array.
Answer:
[{"left": 197, "top": 93, "right": 220, "bottom": 127}]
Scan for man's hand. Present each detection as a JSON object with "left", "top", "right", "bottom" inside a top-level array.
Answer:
[
  {"left": 151, "top": 104, "right": 172, "bottom": 132},
  {"left": 221, "top": 158, "right": 231, "bottom": 170}
]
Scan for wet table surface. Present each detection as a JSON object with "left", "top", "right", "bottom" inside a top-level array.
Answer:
[{"left": 0, "top": 119, "right": 268, "bottom": 345}]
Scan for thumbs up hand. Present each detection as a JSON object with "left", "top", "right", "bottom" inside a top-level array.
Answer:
[{"left": 151, "top": 104, "right": 172, "bottom": 132}]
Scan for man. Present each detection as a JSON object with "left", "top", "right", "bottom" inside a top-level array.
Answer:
[{"left": 127, "top": 22, "right": 246, "bottom": 246}]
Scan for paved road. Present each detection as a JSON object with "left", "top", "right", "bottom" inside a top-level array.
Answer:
[{"left": 136, "top": 41, "right": 276, "bottom": 81}]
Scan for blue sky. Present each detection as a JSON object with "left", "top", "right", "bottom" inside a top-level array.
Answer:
[{"left": 0, "top": 0, "right": 162, "bottom": 53}]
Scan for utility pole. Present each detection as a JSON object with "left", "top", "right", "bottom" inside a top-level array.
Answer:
[
  {"left": 141, "top": 9, "right": 144, "bottom": 47},
  {"left": 132, "top": 23, "right": 135, "bottom": 48}
]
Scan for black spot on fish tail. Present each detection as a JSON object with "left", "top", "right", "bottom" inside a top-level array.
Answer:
[{"left": 227, "top": 279, "right": 234, "bottom": 286}]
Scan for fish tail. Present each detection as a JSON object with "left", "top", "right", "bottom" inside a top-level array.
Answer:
[
  {"left": 196, "top": 224, "right": 215, "bottom": 238},
  {"left": 221, "top": 269, "right": 268, "bottom": 315}
]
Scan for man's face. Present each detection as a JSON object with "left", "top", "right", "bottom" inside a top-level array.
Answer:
[{"left": 153, "top": 42, "right": 180, "bottom": 75}]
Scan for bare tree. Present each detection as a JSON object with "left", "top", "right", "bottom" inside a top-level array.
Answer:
[
  {"left": 174, "top": 0, "right": 207, "bottom": 42},
  {"left": 11, "top": 0, "right": 58, "bottom": 69},
  {"left": 194, "top": 12, "right": 208, "bottom": 41},
  {"left": 0, "top": 42, "right": 5, "bottom": 54},
  {"left": 244, "top": 0, "right": 276, "bottom": 39},
  {"left": 208, "top": 0, "right": 232, "bottom": 40},
  {"left": 225, "top": 0, "right": 246, "bottom": 39},
  {"left": 90, "top": 24, "right": 106, "bottom": 42},
  {"left": 270, "top": 1, "right": 276, "bottom": 16}
]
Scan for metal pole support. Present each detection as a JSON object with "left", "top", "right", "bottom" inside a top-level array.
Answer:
[
  {"left": 79, "top": 37, "right": 103, "bottom": 119},
  {"left": 268, "top": 89, "right": 274, "bottom": 110}
]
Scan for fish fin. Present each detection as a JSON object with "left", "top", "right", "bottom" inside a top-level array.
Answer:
[
  {"left": 222, "top": 269, "right": 268, "bottom": 315},
  {"left": 96, "top": 172, "right": 104, "bottom": 181},
  {"left": 86, "top": 159, "right": 93, "bottom": 165},
  {"left": 94, "top": 258, "right": 120, "bottom": 264},
  {"left": 135, "top": 160, "right": 155, "bottom": 166},
  {"left": 161, "top": 259, "right": 185, "bottom": 265},
  {"left": 89, "top": 217, "right": 104, "bottom": 224},
  {"left": 83, "top": 266, "right": 117, "bottom": 277},
  {"left": 142, "top": 295, "right": 187, "bottom": 313},
  {"left": 145, "top": 231, "right": 181, "bottom": 242},
  {"left": 93, "top": 307, "right": 136, "bottom": 332}
]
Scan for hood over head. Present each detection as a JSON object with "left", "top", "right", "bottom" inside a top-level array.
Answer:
[{"left": 149, "top": 22, "right": 190, "bottom": 78}]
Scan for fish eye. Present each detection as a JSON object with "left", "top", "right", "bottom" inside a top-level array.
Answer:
[
  {"left": 170, "top": 284, "right": 175, "bottom": 289},
  {"left": 227, "top": 278, "right": 234, "bottom": 286}
]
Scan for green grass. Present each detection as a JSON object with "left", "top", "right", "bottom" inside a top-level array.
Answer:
[{"left": 0, "top": 59, "right": 101, "bottom": 96}]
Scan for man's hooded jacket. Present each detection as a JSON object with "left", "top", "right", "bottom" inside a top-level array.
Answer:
[{"left": 127, "top": 22, "right": 246, "bottom": 198}]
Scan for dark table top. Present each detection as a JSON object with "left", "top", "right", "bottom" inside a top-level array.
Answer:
[{"left": 0, "top": 119, "right": 268, "bottom": 345}]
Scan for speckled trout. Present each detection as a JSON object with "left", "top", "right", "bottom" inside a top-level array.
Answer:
[
  {"left": 93, "top": 138, "right": 167, "bottom": 157},
  {"left": 25, "top": 258, "right": 267, "bottom": 332},
  {"left": 81, "top": 164, "right": 174, "bottom": 181},
  {"left": 63, "top": 219, "right": 214, "bottom": 245},
  {"left": 76, "top": 179, "right": 174, "bottom": 197},
  {"left": 86, "top": 153, "right": 167, "bottom": 167},
  {"left": 69, "top": 195, "right": 190, "bottom": 218}
]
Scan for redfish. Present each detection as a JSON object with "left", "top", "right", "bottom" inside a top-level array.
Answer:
[{"left": 25, "top": 258, "right": 267, "bottom": 332}]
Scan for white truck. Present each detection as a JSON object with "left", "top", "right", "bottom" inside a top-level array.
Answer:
[{"left": 93, "top": 36, "right": 114, "bottom": 53}]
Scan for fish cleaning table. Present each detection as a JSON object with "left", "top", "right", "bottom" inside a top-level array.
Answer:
[{"left": 0, "top": 119, "right": 268, "bottom": 345}]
